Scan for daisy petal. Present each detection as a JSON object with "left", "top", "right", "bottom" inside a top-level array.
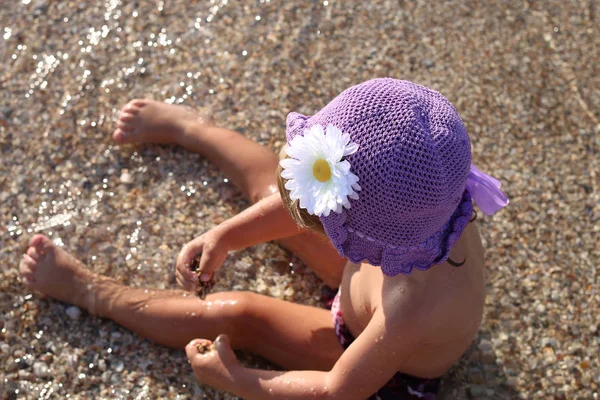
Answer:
[
  {"left": 279, "top": 123, "right": 360, "bottom": 217},
  {"left": 343, "top": 141, "right": 359, "bottom": 156}
]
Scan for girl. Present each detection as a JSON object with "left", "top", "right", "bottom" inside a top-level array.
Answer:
[{"left": 20, "top": 78, "right": 508, "bottom": 399}]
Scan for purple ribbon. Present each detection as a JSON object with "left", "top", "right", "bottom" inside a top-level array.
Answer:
[{"left": 466, "top": 164, "right": 509, "bottom": 216}]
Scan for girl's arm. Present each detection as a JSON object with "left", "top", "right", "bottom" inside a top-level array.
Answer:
[
  {"left": 217, "top": 191, "right": 305, "bottom": 250},
  {"left": 176, "top": 192, "right": 306, "bottom": 286},
  {"left": 187, "top": 306, "right": 417, "bottom": 400}
]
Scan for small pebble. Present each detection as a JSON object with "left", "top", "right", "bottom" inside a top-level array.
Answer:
[
  {"left": 110, "top": 331, "right": 122, "bottom": 340},
  {"left": 468, "top": 385, "right": 486, "bottom": 397},
  {"left": 5, "top": 358, "right": 20, "bottom": 373},
  {"left": 33, "top": 361, "right": 49, "bottom": 378},
  {"left": 18, "top": 369, "right": 32, "bottom": 380},
  {"left": 541, "top": 337, "right": 558, "bottom": 348},
  {"left": 478, "top": 339, "right": 493, "bottom": 353},
  {"left": 66, "top": 354, "right": 78, "bottom": 369},
  {"left": 113, "top": 360, "right": 124, "bottom": 372},
  {"left": 65, "top": 306, "right": 82, "bottom": 320},
  {"left": 535, "top": 304, "right": 546, "bottom": 313},
  {"left": 120, "top": 170, "right": 134, "bottom": 184}
]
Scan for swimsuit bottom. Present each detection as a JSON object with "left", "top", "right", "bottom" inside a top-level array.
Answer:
[{"left": 329, "top": 289, "right": 441, "bottom": 400}]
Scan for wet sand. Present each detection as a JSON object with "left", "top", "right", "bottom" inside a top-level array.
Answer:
[{"left": 1, "top": 1, "right": 598, "bottom": 399}]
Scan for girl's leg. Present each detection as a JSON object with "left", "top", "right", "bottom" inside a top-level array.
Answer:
[
  {"left": 113, "top": 99, "right": 346, "bottom": 287},
  {"left": 113, "top": 99, "right": 279, "bottom": 203},
  {"left": 21, "top": 235, "right": 343, "bottom": 371}
]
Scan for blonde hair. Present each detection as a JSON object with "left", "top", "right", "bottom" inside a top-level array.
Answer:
[{"left": 276, "top": 146, "right": 326, "bottom": 235}]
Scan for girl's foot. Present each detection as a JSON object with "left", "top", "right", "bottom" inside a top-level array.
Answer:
[
  {"left": 19, "top": 235, "right": 99, "bottom": 313},
  {"left": 112, "top": 99, "right": 208, "bottom": 145}
]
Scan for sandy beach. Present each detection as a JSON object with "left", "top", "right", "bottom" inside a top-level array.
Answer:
[{"left": 1, "top": 1, "right": 598, "bottom": 398}]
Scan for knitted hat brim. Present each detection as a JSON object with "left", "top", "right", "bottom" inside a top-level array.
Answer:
[{"left": 320, "top": 191, "right": 473, "bottom": 276}]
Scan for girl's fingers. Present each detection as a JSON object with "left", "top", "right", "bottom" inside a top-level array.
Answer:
[
  {"left": 177, "top": 258, "right": 198, "bottom": 282},
  {"left": 214, "top": 334, "right": 230, "bottom": 350},
  {"left": 176, "top": 270, "right": 189, "bottom": 290},
  {"left": 186, "top": 338, "right": 212, "bottom": 359},
  {"left": 176, "top": 270, "right": 197, "bottom": 292},
  {"left": 178, "top": 242, "right": 198, "bottom": 268},
  {"left": 185, "top": 340, "right": 198, "bottom": 359},
  {"left": 188, "top": 269, "right": 199, "bottom": 283}
]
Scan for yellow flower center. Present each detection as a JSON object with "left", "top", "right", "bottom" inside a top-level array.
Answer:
[{"left": 312, "top": 159, "right": 332, "bottom": 182}]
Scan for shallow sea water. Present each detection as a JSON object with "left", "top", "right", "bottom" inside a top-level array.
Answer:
[{"left": 1, "top": 1, "right": 599, "bottom": 399}]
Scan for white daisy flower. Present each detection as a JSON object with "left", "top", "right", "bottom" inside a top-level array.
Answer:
[{"left": 280, "top": 124, "right": 361, "bottom": 217}]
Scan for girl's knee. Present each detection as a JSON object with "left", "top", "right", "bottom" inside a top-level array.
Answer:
[
  {"left": 249, "top": 183, "right": 278, "bottom": 204},
  {"left": 207, "top": 291, "right": 257, "bottom": 348}
]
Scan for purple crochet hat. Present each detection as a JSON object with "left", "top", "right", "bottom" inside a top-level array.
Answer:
[{"left": 284, "top": 78, "right": 508, "bottom": 276}]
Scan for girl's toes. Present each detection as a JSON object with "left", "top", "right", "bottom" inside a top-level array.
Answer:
[
  {"left": 31, "top": 234, "right": 53, "bottom": 255},
  {"left": 113, "top": 128, "right": 126, "bottom": 142},
  {"left": 30, "top": 234, "right": 47, "bottom": 248},
  {"left": 129, "top": 99, "right": 146, "bottom": 109},
  {"left": 125, "top": 104, "right": 140, "bottom": 114},
  {"left": 117, "top": 120, "right": 134, "bottom": 132},
  {"left": 114, "top": 128, "right": 136, "bottom": 143},
  {"left": 27, "top": 246, "right": 41, "bottom": 261},
  {"left": 121, "top": 102, "right": 138, "bottom": 114},
  {"left": 20, "top": 256, "right": 36, "bottom": 283},
  {"left": 22, "top": 254, "right": 37, "bottom": 269},
  {"left": 121, "top": 101, "right": 142, "bottom": 115},
  {"left": 119, "top": 112, "right": 136, "bottom": 123},
  {"left": 22, "top": 276, "right": 35, "bottom": 286}
]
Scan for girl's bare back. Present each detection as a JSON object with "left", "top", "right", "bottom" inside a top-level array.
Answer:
[{"left": 341, "top": 222, "right": 485, "bottom": 378}]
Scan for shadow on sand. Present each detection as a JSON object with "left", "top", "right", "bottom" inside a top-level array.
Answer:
[{"left": 438, "top": 331, "right": 521, "bottom": 400}]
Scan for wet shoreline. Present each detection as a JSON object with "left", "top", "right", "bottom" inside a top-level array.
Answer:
[{"left": 1, "top": 1, "right": 598, "bottom": 398}]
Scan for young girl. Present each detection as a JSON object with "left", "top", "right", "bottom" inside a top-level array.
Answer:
[{"left": 20, "top": 78, "right": 508, "bottom": 399}]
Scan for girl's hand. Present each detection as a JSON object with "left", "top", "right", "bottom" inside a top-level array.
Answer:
[
  {"left": 185, "top": 335, "right": 241, "bottom": 391},
  {"left": 176, "top": 229, "right": 229, "bottom": 291}
]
